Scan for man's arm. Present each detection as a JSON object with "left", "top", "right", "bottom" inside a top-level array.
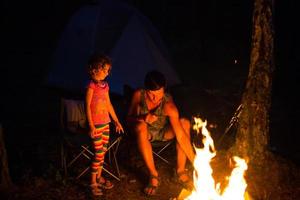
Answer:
[
  {"left": 126, "top": 90, "right": 144, "bottom": 123},
  {"left": 165, "top": 101, "right": 195, "bottom": 163}
]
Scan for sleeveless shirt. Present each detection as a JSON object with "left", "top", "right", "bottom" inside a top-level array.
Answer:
[{"left": 139, "top": 89, "right": 170, "bottom": 131}]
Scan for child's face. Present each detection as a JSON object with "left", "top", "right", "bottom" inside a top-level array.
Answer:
[{"left": 93, "top": 64, "right": 111, "bottom": 81}]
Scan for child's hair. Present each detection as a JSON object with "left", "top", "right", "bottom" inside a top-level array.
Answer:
[
  {"left": 144, "top": 70, "right": 167, "bottom": 91},
  {"left": 87, "top": 53, "right": 112, "bottom": 78}
]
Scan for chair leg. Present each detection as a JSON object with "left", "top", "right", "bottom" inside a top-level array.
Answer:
[
  {"left": 157, "top": 141, "right": 174, "bottom": 154},
  {"left": 64, "top": 139, "right": 122, "bottom": 181},
  {"left": 67, "top": 148, "right": 90, "bottom": 167},
  {"left": 152, "top": 151, "right": 170, "bottom": 164},
  {"left": 111, "top": 138, "right": 121, "bottom": 178},
  {"left": 76, "top": 166, "right": 90, "bottom": 179},
  {"left": 105, "top": 137, "right": 122, "bottom": 181},
  {"left": 103, "top": 167, "right": 120, "bottom": 181},
  {"left": 152, "top": 140, "right": 174, "bottom": 165}
]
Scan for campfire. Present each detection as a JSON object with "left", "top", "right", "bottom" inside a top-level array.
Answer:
[{"left": 177, "top": 117, "right": 250, "bottom": 200}]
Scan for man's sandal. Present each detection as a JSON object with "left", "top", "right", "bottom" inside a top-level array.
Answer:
[
  {"left": 90, "top": 183, "right": 103, "bottom": 197},
  {"left": 144, "top": 174, "right": 160, "bottom": 196},
  {"left": 97, "top": 177, "right": 114, "bottom": 190},
  {"left": 176, "top": 170, "right": 194, "bottom": 191}
]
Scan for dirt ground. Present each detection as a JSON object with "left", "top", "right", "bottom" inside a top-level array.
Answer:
[
  {"left": 2, "top": 140, "right": 300, "bottom": 200},
  {"left": 2, "top": 146, "right": 189, "bottom": 200}
]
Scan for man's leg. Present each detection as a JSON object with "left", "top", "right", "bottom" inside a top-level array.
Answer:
[
  {"left": 176, "top": 118, "right": 191, "bottom": 173},
  {"left": 164, "top": 118, "right": 191, "bottom": 171},
  {"left": 164, "top": 118, "right": 191, "bottom": 182},
  {"left": 134, "top": 122, "right": 159, "bottom": 194}
]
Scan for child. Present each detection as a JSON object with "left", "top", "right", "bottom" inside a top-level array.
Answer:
[{"left": 85, "top": 53, "right": 124, "bottom": 197}]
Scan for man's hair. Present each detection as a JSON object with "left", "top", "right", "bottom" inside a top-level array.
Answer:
[
  {"left": 87, "top": 53, "right": 112, "bottom": 77},
  {"left": 144, "top": 70, "right": 166, "bottom": 91}
]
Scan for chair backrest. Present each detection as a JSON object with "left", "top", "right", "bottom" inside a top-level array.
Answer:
[{"left": 60, "top": 98, "right": 87, "bottom": 134}]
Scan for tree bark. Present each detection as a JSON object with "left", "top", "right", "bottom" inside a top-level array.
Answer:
[{"left": 232, "top": 0, "right": 274, "bottom": 165}]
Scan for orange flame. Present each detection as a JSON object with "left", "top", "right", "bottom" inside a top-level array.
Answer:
[{"left": 182, "top": 117, "right": 249, "bottom": 200}]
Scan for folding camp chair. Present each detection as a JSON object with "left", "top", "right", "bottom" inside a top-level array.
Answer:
[
  {"left": 60, "top": 98, "right": 122, "bottom": 181},
  {"left": 151, "top": 139, "right": 175, "bottom": 165}
]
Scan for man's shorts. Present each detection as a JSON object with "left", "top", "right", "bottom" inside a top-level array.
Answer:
[{"left": 148, "top": 123, "right": 170, "bottom": 142}]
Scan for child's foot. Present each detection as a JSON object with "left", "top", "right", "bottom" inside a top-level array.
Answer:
[
  {"left": 97, "top": 177, "right": 114, "bottom": 189},
  {"left": 90, "top": 183, "right": 103, "bottom": 196}
]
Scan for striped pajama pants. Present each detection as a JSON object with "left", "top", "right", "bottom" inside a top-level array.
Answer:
[{"left": 91, "top": 123, "right": 110, "bottom": 174}]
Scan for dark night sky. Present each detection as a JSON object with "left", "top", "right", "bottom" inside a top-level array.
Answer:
[
  {"left": 1, "top": 0, "right": 300, "bottom": 164},
  {"left": 2, "top": 0, "right": 297, "bottom": 84}
]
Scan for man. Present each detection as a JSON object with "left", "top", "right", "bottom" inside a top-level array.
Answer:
[{"left": 126, "top": 70, "right": 195, "bottom": 196}]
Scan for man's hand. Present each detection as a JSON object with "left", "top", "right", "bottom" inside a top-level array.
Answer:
[{"left": 144, "top": 113, "right": 158, "bottom": 124}]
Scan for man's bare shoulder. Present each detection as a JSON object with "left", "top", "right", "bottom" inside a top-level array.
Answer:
[
  {"left": 163, "top": 100, "right": 179, "bottom": 117},
  {"left": 133, "top": 89, "right": 142, "bottom": 96},
  {"left": 131, "top": 89, "right": 142, "bottom": 102}
]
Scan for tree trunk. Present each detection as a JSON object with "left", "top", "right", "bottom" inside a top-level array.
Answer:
[
  {"left": 233, "top": 0, "right": 274, "bottom": 165},
  {"left": 0, "top": 124, "right": 13, "bottom": 191}
]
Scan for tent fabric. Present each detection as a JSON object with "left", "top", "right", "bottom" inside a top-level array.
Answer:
[
  {"left": 46, "top": 0, "right": 181, "bottom": 95},
  {"left": 46, "top": 5, "right": 99, "bottom": 95}
]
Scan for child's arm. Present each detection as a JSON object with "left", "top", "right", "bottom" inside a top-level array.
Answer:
[
  {"left": 85, "top": 87, "right": 96, "bottom": 137},
  {"left": 106, "top": 93, "right": 124, "bottom": 133}
]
